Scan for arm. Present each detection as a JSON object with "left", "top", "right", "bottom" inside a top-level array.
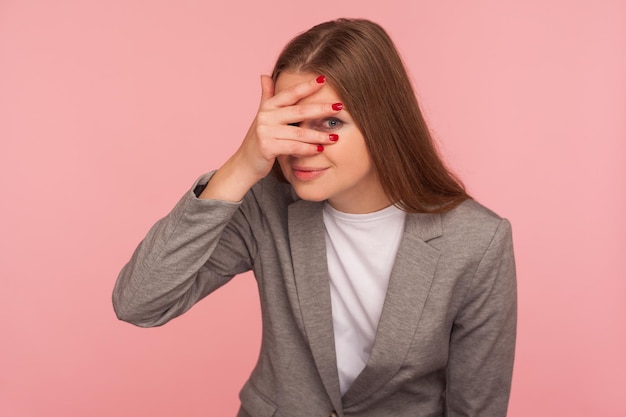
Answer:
[
  {"left": 113, "top": 74, "right": 341, "bottom": 327},
  {"left": 112, "top": 173, "right": 256, "bottom": 327},
  {"left": 446, "top": 219, "right": 517, "bottom": 416}
]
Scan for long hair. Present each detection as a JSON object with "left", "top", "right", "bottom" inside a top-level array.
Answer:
[{"left": 271, "top": 18, "right": 470, "bottom": 213}]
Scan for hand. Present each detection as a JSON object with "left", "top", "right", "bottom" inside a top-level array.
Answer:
[
  {"left": 199, "top": 74, "right": 342, "bottom": 201},
  {"left": 236, "top": 74, "right": 341, "bottom": 180}
]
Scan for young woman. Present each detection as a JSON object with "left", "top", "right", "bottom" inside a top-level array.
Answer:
[{"left": 113, "top": 18, "right": 517, "bottom": 417}]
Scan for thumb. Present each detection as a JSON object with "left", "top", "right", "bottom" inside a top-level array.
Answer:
[{"left": 259, "top": 74, "right": 275, "bottom": 104}]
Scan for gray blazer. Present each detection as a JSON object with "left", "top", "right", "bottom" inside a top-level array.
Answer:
[{"left": 113, "top": 172, "right": 516, "bottom": 417}]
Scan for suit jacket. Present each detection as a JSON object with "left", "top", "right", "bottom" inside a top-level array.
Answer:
[{"left": 113, "top": 172, "right": 517, "bottom": 417}]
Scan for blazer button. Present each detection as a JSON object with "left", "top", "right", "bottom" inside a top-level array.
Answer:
[{"left": 330, "top": 412, "right": 338, "bottom": 417}]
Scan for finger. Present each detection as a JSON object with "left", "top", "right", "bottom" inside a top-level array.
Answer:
[
  {"left": 269, "top": 75, "right": 326, "bottom": 108},
  {"left": 279, "top": 102, "right": 343, "bottom": 125},
  {"left": 255, "top": 125, "right": 326, "bottom": 159},
  {"left": 259, "top": 75, "right": 275, "bottom": 104},
  {"left": 262, "top": 124, "right": 339, "bottom": 145},
  {"left": 268, "top": 140, "right": 325, "bottom": 159}
]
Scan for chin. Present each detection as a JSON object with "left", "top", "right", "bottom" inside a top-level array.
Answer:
[{"left": 290, "top": 185, "right": 328, "bottom": 202}]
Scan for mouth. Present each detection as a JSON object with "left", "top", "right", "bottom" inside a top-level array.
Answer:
[{"left": 291, "top": 166, "right": 329, "bottom": 181}]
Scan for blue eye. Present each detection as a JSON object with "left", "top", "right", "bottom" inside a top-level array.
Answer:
[{"left": 323, "top": 118, "right": 342, "bottom": 130}]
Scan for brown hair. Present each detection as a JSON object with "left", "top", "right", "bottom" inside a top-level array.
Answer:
[{"left": 271, "top": 18, "right": 470, "bottom": 213}]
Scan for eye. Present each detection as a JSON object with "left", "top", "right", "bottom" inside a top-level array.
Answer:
[
  {"left": 321, "top": 118, "right": 343, "bottom": 130},
  {"left": 288, "top": 122, "right": 300, "bottom": 127}
]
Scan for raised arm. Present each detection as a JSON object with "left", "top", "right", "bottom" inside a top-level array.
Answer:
[
  {"left": 113, "top": 74, "right": 341, "bottom": 327},
  {"left": 112, "top": 175, "right": 251, "bottom": 327}
]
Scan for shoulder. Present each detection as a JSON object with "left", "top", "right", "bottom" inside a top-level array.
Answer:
[
  {"left": 427, "top": 198, "right": 512, "bottom": 259},
  {"left": 442, "top": 198, "right": 508, "bottom": 235}
]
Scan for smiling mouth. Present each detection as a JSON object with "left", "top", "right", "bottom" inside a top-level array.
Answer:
[{"left": 292, "top": 167, "right": 328, "bottom": 181}]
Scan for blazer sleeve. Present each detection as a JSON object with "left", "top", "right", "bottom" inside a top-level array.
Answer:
[
  {"left": 446, "top": 218, "right": 517, "bottom": 416},
  {"left": 112, "top": 173, "right": 258, "bottom": 327}
]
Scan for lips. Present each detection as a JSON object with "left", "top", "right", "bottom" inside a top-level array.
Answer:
[{"left": 291, "top": 166, "right": 328, "bottom": 181}]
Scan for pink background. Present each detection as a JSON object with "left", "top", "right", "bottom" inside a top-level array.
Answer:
[{"left": 1, "top": 1, "right": 625, "bottom": 416}]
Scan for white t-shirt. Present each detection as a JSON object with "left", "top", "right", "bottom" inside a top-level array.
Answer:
[{"left": 323, "top": 203, "right": 407, "bottom": 395}]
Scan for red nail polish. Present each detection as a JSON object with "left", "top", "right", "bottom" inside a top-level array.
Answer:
[
  {"left": 329, "top": 134, "right": 339, "bottom": 142},
  {"left": 332, "top": 103, "right": 343, "bottom": 111},
  {"left": 316, "top": 75, "right": 326, "bottom": 84},
  {"left": 317, "top": 144, "right": 324, "bottom": 152}
]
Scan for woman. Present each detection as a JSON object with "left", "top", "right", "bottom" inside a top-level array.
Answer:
[{"left": 113, "top": 18, "right": 516, "bottom": 417}]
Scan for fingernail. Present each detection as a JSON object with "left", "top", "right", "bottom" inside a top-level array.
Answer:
[
  {"left": 316, "top": 75, "right": 326, "bottom": 84},
  {"left": 332, "top": 103, "right": 343, "bottom": 111},
  {"left": 329, "top": 134, "right": 339, "bottom": 142},
  {"left": 317, "top": 144, "right": 324, "bottom": 152}
]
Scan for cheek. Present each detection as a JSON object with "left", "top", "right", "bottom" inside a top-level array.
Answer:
[{"left": 335, "top": 133, "right": 372, "bottom": 167}]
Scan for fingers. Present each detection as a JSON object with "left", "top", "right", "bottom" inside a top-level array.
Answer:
[
  {"left": 259, "top": 74, "right": 340, "bottom": 124},
  {"left": 251, "top": 74, "right": 342, "bottom": 163},
  {"left": 281, "top": 102, "right": 344, "bottom": 126},
  {"left": 254, "top": 102, "right": 341, "bottom": 158},
  {"left": 255, "top": 123, "right": 337, "bottom": 161},
  {"left": 258, "top": 123, "right": 338, "bottom": 145},
  {"left": 268, "top": 74, "right": 326, "bottom": 108},
  {"left": 259, "top": 101, "right": 342, "bottom": 129}
]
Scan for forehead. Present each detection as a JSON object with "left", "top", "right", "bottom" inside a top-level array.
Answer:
[{"left": 275, "top": 71, "right": 341, "bottom": 104}]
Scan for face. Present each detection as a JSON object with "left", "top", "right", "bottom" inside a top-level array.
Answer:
[{"left": 275, "top": 72, "right": 391, "bottom": 214}]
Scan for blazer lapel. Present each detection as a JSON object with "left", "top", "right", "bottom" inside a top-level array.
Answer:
[
  {"left": 288, "top": 200, "right": 343, "bottom": 412},
  {"left": 342, "top": 211, "right": 442, "bottom": 407}
]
